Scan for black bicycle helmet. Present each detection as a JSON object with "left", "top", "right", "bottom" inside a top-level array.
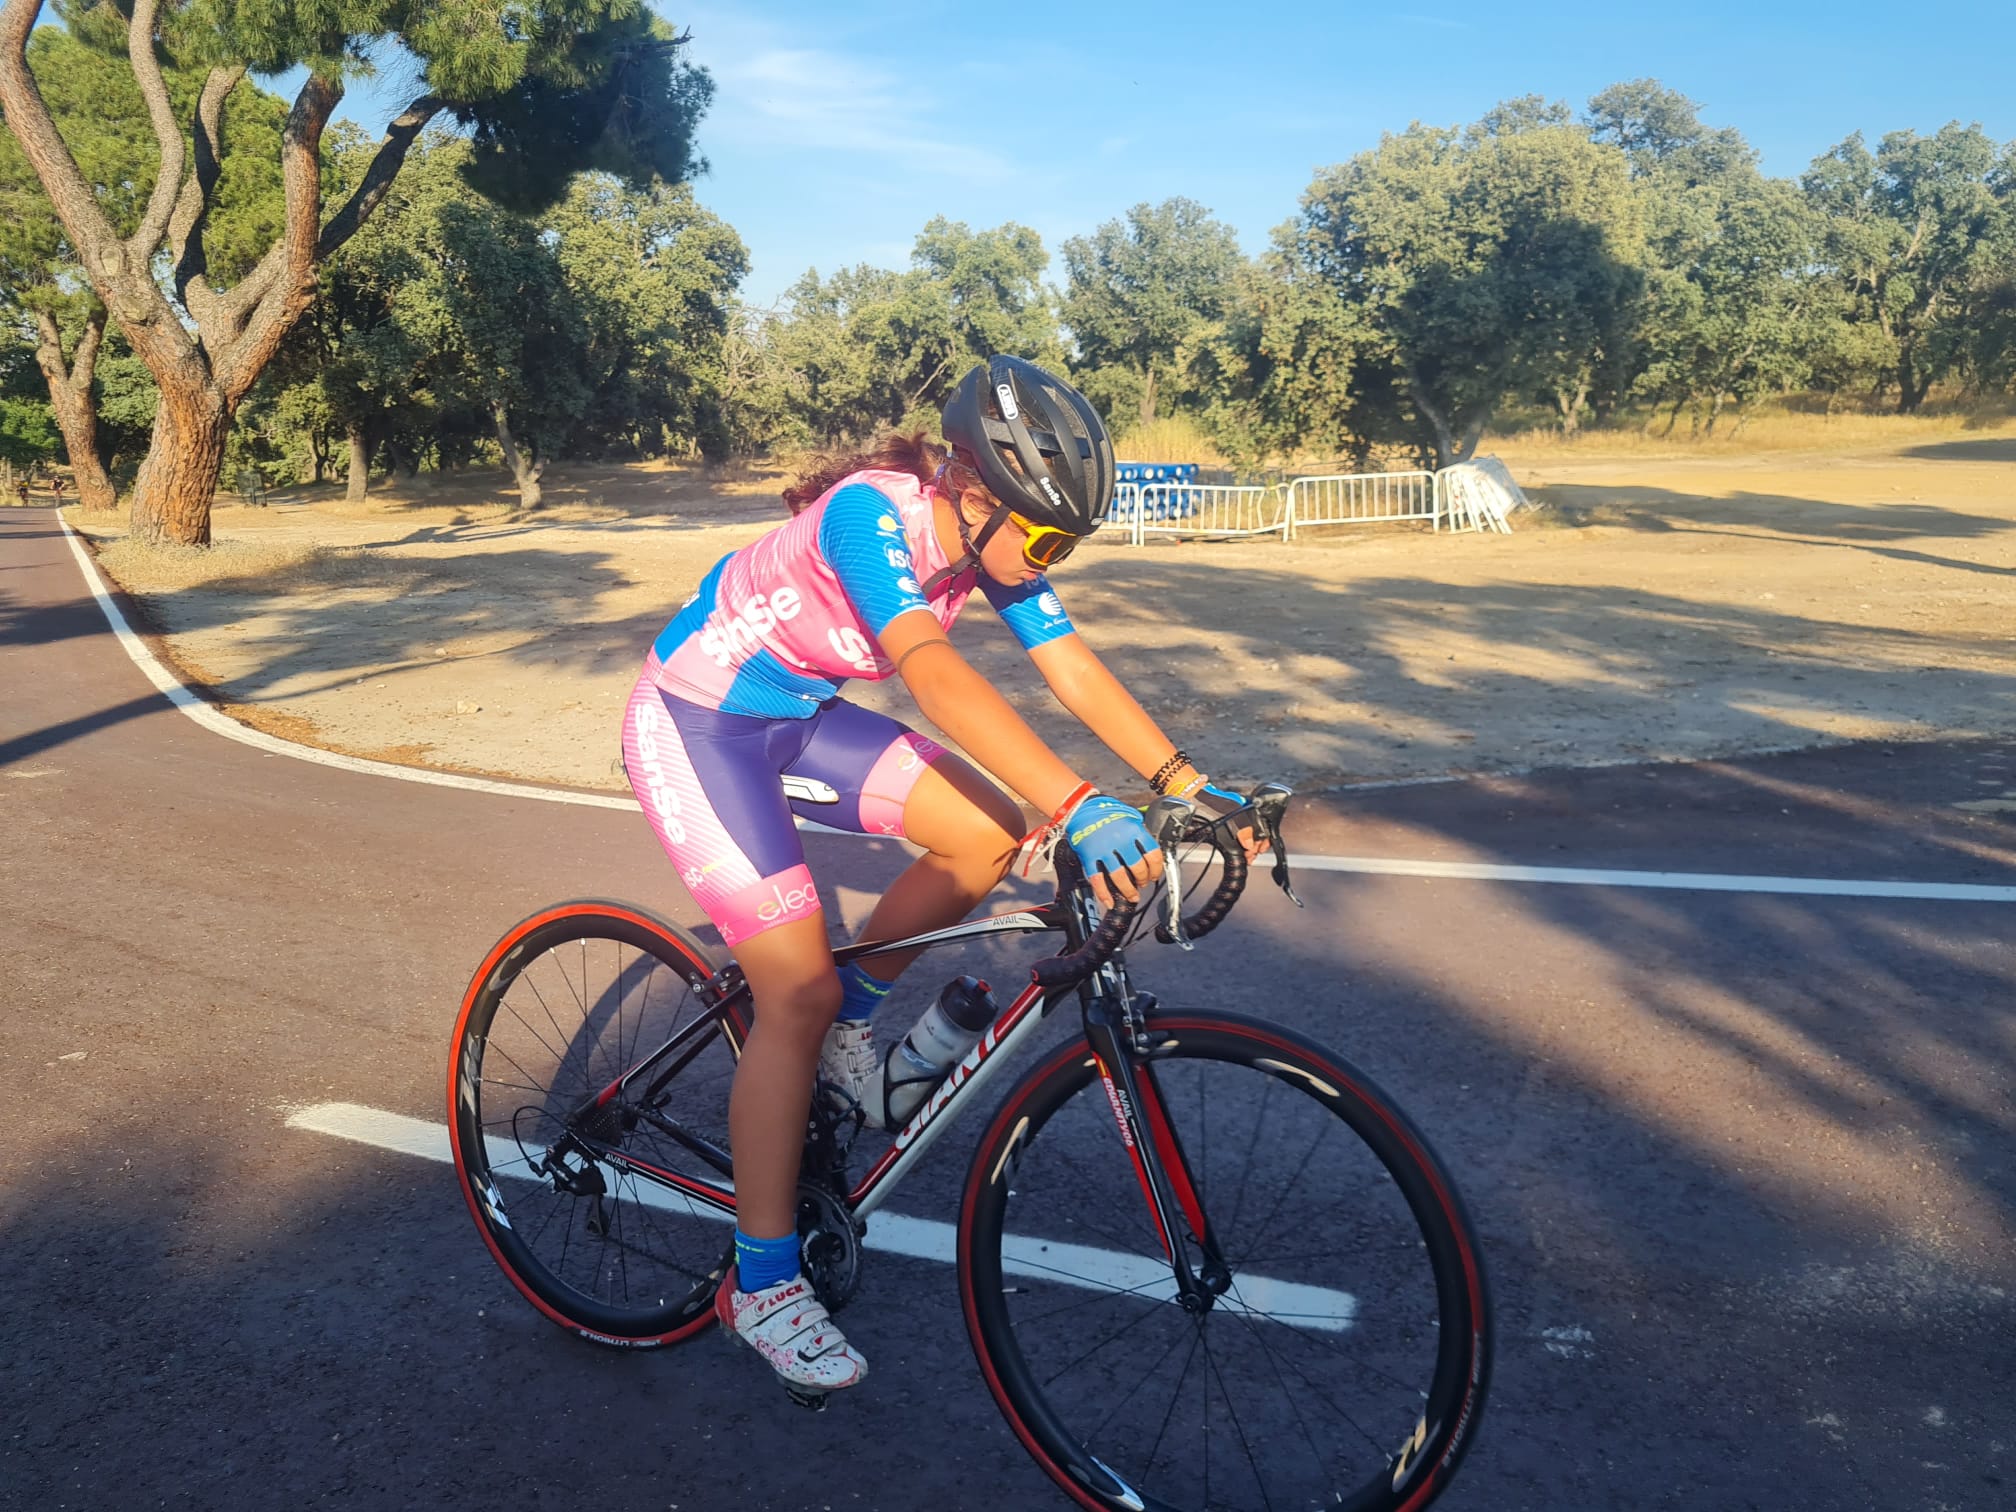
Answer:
[{"left": 941, "top": 356, "right": 1115, "bottom": 535}]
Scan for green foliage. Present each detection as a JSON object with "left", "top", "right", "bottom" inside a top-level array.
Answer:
[
  {"left": 1296, "top": 109, "right": 1645, "bottom": 465},
  {"left": 1180, "top": 235, "right": 1364, "bottom": 465},
  {"left": 542, "top": 170, "right": 748, "bottom": 457},
  {"left": 0, "top": 395, "right": 59, "bottom": 465},
  {"left": 234, "top": 135, "right": 746, "bottom": 478},
  {"left": 168, "top": 1, "right": 714, "bottom": 213},
  {"left": 1803, "top": 124, "right": 2015, "bottom": 411},
  {"left": 92, "top": 340, "right": 161, "bottom": 474},
  {"left": 1061, "top": 198, "right": 1243, "bottom": 426},
  {"left": 1591, "top": 87, "right": 1825, "bottom": 432},
  {"left": 1587, "top": 80, "right": 1756, "bottom": 185},
  {"left": 768, "top": 217, "right": 1063, "bottom": 446}
]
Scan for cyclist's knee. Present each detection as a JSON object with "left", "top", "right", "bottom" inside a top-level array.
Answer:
[
  {"left": 751, "top": 968, "right": 844, "bottom": 1045},
  {"left": 911, "top": 764, "right": 1021, "bottom": 869}
]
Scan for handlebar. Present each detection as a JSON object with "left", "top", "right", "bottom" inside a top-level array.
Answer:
[{"left": 1029, "top": 782, "right": 1299, "bottom": 990}]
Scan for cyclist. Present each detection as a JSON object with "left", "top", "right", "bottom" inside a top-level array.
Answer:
[{"left": 622, "top": 356, "right": 1239, "bottom": 1398}]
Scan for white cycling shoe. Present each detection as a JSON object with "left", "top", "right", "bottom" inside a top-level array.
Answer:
[
  {"left": 820, "top": 1018, "right": 884, "bottom": 1128},
  {"left": 716, "top": 1270, "right": 868, "bottom": 1406}
]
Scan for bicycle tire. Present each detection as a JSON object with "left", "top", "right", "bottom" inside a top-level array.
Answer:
[
  {"left": 958, "top": 1011, "right": 1491, "bottom": 1512},
  {"left": 448, "top": 899, "right": 747, "bottom": 1347}
]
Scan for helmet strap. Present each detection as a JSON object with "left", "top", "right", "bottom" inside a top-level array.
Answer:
[{"left": 921, "top": 497, "right": 1012, "bottom": 598}]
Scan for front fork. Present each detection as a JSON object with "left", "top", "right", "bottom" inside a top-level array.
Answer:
[{"left": 1081, "top": 989, "right": 1233, "bottom": 1313}]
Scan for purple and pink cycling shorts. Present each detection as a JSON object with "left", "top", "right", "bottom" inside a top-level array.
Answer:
[{"left": 622, "top": 653, "right": 945, "bottom": 945}]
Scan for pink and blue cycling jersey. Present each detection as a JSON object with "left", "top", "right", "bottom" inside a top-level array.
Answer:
[
  {"left": 646, "top": 467, "right": 1076, "bottom": 715},
  {"left": 623, "top": 468, "right": 1077, "bottom": 947}
]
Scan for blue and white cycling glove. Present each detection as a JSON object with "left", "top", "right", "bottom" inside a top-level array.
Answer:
[{"left": 1064, "top": 794, "right": 1157, "bottom": 886}]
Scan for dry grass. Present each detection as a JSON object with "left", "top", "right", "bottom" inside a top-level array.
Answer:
[
  {"left": 84, "top": 531, "right": 379, "bottom": 594},
  {"left": 1112, "top": 414, "right": 1230, "bottom": 467},
  {"left": 72, "top": 509, "right": 429, "bottom": 597},
  {"left": 1490, "top": 399, "right": 2016, "bottom": 463}
]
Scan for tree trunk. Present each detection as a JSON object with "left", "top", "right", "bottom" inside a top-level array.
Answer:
[
  {"left": 306, "top": 428, "right": 328, "bottom": 485},
  {"left": 29, "top": 308, "right": 118, "bottom": 511},
  {"left": 1, "top": 3, "right": 443, "bottom": 548},
  {"left": 1138, "top": 365, "right": 1157, "bottom": 428},
  {"left": 1407, "top": 384, "right": 1459, "bottom": 471},
  {"left": 129, "top": 379, "right": 231, "bottom": 546},
  {"left": 346, "top": 423, "right": 369, "bottom": 501},
  {"left": 1895, "top": 347, "right": 1930, "bottom": 414},
  {"left": 1553, "top": 380, "right": 1589, "bottom": 437},
  {"left": 492, "top": 401, "right": 545, "bottom": 510}
]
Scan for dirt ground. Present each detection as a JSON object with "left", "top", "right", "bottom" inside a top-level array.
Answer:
[{"left": 56, "top": 426, "right": 2016, "bottom": 804}]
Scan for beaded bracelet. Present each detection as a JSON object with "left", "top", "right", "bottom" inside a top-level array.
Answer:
[{"left": 1148, "top": 749, "right": 1193, "bottom": 795}]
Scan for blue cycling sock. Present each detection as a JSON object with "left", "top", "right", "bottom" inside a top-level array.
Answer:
[
  {"left": 735, "top": 1229, "right": 800, "bottom": 1294},
  {"left": 836, "top": 960, "right": 895, "bottom": 1023}
]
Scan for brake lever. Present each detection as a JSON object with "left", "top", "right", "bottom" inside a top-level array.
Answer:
[
  {"left": 1249, "top": 782, "right": 1302, "bottom": 908},
  {"left": 1142, "top": 796, "right": 1197, "bottom": 950}
]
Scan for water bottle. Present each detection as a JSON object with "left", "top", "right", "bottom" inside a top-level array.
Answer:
[{"left": 880, "top": 976, "right": 999, "bottom": 1128}]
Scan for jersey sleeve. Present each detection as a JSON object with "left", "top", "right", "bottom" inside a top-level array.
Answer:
[
  {"left": 981, "top": 572, "right": 1077, "bottom": 650},
  {"left": 816, "top": 483, "right": 932, "bottom": 636}
]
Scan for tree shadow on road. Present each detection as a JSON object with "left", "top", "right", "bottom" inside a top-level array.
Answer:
[{"left": 1902, "top": 437, "right": 2016, "bottom": 463}]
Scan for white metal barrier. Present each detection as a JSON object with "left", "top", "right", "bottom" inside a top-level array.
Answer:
[
  {"left": 1090, "top": 457, "right": 1524, "bottom": 546},
  {"left": 1097, "top": 481, "right": 1288, "bottom": 544},
  {"left": 1283, "top": 470, "right": 1439, "bottom": 537},
  {"left": 1436, "top": 457, "right": 1525, "bottom": 534},
  {"left": 1134, "top": 482, "right": 1286, "bottom": 542}
]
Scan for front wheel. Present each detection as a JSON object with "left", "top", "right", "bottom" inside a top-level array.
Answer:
[{"left": 958, "top": 1012, "right": 1491, "bottom": 1512}]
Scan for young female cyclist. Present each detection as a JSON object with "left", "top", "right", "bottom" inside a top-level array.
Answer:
[{"left": 621, "top": 355, "right": 1246, "bottom": 1397}]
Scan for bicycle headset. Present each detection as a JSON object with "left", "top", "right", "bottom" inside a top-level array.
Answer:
[{"left": 927, "top": 357, "right": 1116, "bottom": 593}]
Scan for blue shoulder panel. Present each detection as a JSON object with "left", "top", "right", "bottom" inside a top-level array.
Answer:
[
  {"left": 982, "top": 573, "right": 1076, "bottom": 650},
  {"left": 817, "top": 483, "right": 931, "bottom": 636}
]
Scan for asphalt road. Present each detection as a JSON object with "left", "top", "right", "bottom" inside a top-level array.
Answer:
[{"left": 3, "top": 505, "right": 2013, "bottom": 1511}]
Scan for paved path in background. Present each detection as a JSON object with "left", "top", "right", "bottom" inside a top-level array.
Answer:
[{"left": 3, "top": 506, "right": 2012, "bottom": 1511}]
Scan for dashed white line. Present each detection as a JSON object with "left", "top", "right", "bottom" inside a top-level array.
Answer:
[{"left": 286, "top": 1100, "right": 1357, "bottom": 1331}]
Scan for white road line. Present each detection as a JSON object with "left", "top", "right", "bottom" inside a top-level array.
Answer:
[
  {"left": 55, "top": 513, "right": 2015, "bottom": 904},
  {"left": 285, "top": 1100, "right": 1357, "bottom": 1331},
  {"left": 1284, "top": 854, "right": 2016, "bottom": 903}
]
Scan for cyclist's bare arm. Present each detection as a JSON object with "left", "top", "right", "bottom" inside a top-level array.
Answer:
[
  {"left": 1027, "top": 633, "right": 1189, "bottom": 785},
  {"left": 1029, "top": 633, "right": 1266, "bottom": 860},
  {"left": 880, "top": 608, "right": 1084, "bottom": 816},
  {"left": 880, "top": 609, "right": 1165, "bottom": 903}
]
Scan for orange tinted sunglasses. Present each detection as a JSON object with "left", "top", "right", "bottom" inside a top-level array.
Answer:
[{"left": 1010, "top": 512, "right": 1082, "bottom": 569}]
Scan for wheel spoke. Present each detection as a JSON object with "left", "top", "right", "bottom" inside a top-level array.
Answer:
[
  {"left": 452, "top": 910, "right": 741, "bottom": 1345},
  {"left": 971, "top": 1021, "right": 1488, "bottom": 1512}
]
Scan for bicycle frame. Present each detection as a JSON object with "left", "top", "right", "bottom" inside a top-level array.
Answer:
[
  {"left": 560, "top": 899, "right": 1091, "bottom": 1220},
  {"left": 552, "top": 790, "right": 1294, "bottom": 1312}
]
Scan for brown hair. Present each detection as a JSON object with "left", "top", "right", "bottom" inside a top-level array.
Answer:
[{"left": 781, "top": 430, "right": 986, "bottom": 516}]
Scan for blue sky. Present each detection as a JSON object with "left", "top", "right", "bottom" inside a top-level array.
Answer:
[{"left": 359, "top": 1, "right": 2016, "bottom": 305}]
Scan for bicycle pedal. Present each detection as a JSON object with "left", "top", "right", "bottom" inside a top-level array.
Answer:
[{"left": 783, "top": 1385, "right": 829, "bottom": 1412}]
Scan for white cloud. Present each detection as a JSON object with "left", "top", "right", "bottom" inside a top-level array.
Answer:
[{"left": 685, "top": 12, "right": 1017, "bottom": 185}]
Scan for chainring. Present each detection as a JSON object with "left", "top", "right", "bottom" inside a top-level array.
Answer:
[{"left": 795, "top": 1181, "right": 864, "bottom": 1313}]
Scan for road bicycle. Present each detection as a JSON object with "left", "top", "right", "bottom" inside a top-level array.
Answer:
[{"left": 448, "top": 784, "right": 1492, "bottom": 1512}]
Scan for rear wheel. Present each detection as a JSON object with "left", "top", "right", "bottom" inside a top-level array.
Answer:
[
  {"left": 959, "top": 1012, "right": 1491, "bottom": 1512},
  {"left": 448, "top": 900, "right": 747, "bottom": 1345}
]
